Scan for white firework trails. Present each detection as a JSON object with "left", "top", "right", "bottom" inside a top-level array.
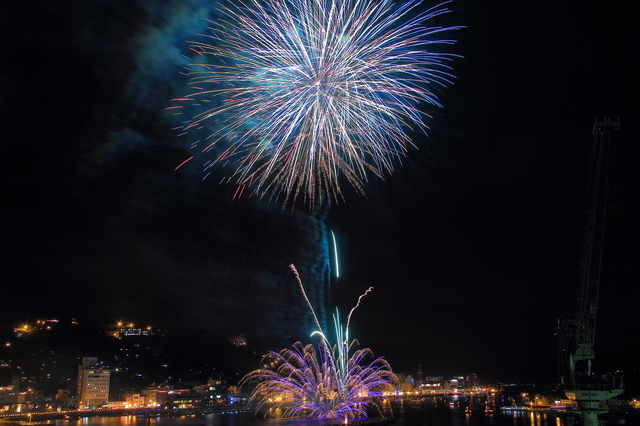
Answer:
[{"left": 174, "top": 0, "right": 461, "bottom": 205}]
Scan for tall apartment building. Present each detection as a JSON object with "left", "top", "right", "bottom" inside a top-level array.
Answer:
[{"left": 77, "top": 357, "right": 110, "bottom": 408}]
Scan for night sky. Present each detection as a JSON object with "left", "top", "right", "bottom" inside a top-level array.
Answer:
[{"left": 2, "top": 0, "right": 637, "bottom": 384}]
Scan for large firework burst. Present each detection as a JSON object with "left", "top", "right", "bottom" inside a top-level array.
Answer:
[
  {"left": 172, "top": 0, "right": 460, "bottom": 205},
  {"left": 240, "top": 266, "right": 396, "bottom": 420}
]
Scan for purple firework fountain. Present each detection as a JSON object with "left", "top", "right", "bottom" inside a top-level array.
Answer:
[{"left": 241, "top": 265, "right": 397, "bottom": 421}]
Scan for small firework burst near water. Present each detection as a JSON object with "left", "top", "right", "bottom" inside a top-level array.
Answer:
[
  {"left": 172, "top": 0, "right": 461, "bottom": 206},
  {"left": 240, "top": 265, "right": 396, "bottom": 420}
]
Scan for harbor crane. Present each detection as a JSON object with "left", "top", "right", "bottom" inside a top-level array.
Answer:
[{"left": 558, "top": 119, "right": 623, "bottom": 426}]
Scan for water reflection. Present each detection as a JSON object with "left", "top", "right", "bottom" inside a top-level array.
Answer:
[
  {"left": 53, "top": 396, "right": 565, "bottom": 426},
  {"left": 391, "top": 395, "right": 562, "bottom": 426}
]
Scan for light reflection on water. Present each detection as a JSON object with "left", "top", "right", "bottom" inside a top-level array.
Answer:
[
  {"left": 55, "top": 414, "right": 339, "bottom": 426},
  {"left": 53, "top": 398, "right": 564, "bottom": 426}
]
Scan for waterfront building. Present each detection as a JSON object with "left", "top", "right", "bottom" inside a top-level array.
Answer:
[
  {"left": 16, "top": 388, "right": 46, "bottom": 412},
  {"left": 395, "top": 374, "right": 416, "bottom": 394},
  {"left": 421, "top": 376, "right": 444, "bottom": 393},
  {"left": 166, "top": 389, "right": 203, "bottom": 410},
  {"left": 54, "top": 389, "right": 78, "bottom": 410},
  {"left": 121, "top": 391, "right": 143, "bottom": 407},
  {"left": 468, "top": 373, "right": 480, "bottom": 389},
  {"left": 202, "top": 378, "right": 228, "bottom": 409},
  {"left": 77, "top": 357, "right": 110, "bottom": 408},
  {"left": 141, "top": 389, "right": 159, "bottom": 407},
  {"left": 0, "top": 386, "right": 18, "bottom": 412}
]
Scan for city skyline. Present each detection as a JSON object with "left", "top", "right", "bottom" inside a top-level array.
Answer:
[
  {"left": 0, "top": 316, "right": 496, "bottom": 403},
  {"left": 0, "top": 315, "right": 478, "bottom": 379}
]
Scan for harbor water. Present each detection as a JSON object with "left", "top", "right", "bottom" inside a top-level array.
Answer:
[{"left": 47, "top": 396, "right": 566, "bottom": 426}]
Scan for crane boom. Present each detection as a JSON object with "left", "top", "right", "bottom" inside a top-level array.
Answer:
[
  {"left": 559, "top": 119, "right": 623, "bottom": 426},
  {"left": 571, "top": 119, "right": 620, "bottom": 377}
]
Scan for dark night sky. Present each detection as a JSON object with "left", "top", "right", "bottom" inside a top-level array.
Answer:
[{"left": 1, "top": 0, "right": 637, "bottom": 383}]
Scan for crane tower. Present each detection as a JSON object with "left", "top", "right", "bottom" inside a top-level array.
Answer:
[{"left": 559, "top": 119, "right": 623, "bottom": 426}]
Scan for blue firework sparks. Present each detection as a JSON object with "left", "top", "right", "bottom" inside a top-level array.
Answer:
[{"left": 172, "top": 0, "right": 461, "bottom": 205}]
